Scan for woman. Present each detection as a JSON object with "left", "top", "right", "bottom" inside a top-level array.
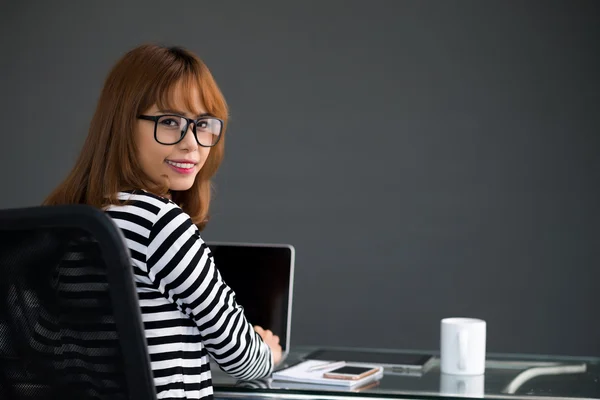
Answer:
[{"left": 44, "top": 44, "right": 281, "bottom": 399}]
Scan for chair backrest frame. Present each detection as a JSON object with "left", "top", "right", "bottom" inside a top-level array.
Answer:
[{"left": 0, "top": 204, "right": 156, "bottom": 400}]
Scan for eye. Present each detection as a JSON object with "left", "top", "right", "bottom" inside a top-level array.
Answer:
[
  {"left": 197, "top": 120, "right": 209, "bottom": 129},
  {"left": 158, "top": 116, "right": 181, "bottom": 128}
]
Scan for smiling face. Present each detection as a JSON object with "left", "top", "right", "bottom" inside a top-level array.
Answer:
[{"left": 135, "top": 83, "right": 211, "bottom": 192}]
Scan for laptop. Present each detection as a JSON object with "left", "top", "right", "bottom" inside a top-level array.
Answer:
[{"left": 207, "top": 241, "right": 295, "bottom": 366}]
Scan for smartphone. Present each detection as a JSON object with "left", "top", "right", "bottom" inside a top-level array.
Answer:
[{"left": 323, "top": 365, "right": 380, "bottom": 380}]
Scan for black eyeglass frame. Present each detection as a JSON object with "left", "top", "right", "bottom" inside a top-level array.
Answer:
[{"left": 138, "top": 114, "right": 224, "bottom": 147}]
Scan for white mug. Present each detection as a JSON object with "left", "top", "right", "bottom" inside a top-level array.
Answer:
[
  {"left": 440, "top": 317, "right": 486, "bottom": 375},
  {"left": 440, "top": 373, "right": 485, "bottom": 397}
]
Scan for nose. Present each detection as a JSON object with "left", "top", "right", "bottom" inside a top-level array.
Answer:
[{"left": 178, "top": 123, "right": 198, "bottom": 152}]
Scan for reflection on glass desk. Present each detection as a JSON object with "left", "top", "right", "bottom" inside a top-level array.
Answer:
[{"left": 212, "top": 346, "right": 600, "bottom": 400}]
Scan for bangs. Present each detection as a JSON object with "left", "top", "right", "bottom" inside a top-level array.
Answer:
[{"left": 144, "top": 60, "right": 228, "bottom": 121}]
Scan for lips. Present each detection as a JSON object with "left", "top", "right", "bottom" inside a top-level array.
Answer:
[{"left": 165, "top": 160, "right": 197, "bottom": 169}]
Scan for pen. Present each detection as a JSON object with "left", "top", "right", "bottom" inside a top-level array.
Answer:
[{"left": 307, "top": 361, "right": 345, "bottom": 372}]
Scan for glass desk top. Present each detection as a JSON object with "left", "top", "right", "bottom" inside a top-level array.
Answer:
[{"left": 212, "top": 346, "right": 600, "bottom": 400}]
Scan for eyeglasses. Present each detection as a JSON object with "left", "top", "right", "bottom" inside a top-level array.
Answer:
[{"left": 138, "top": 114, "right": 223, "bottom": 147}]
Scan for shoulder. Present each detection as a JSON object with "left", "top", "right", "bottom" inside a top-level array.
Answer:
[{"left": 106, "top": 190, "right": 192, "bottom": 233}]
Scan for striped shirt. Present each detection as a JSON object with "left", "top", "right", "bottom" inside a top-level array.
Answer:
[{"left": 105, "top": 190, "right": 273, "bottom": 399}]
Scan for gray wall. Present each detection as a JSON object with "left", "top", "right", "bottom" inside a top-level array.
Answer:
[{"left": 1, "top": 1, "right": 599, "bottom": 356}]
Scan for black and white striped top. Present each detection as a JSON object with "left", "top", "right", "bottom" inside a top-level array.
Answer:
[{"left": 105, "top": 190, "right": 273, "bottom": 399}]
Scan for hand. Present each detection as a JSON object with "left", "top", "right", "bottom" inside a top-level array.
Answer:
[{"left": 254, "top": 325, "right": 282, "bottom": 365}]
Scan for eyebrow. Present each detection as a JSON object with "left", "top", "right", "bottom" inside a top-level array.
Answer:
[{"left": 157, "top": 109, "right": 213, "bottom": 118}]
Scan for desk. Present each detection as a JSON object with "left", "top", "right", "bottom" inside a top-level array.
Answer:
[{"left": 212, "top": 346, "right": 600, "bottom": 400}]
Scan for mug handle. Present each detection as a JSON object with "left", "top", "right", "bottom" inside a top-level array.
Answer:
[{"left": 458, "top": 330, "right": 468, "bottom": 370}]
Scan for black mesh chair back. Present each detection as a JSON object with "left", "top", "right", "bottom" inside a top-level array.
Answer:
[{"left": 0, "top": 205, "right": 156, "bottom": 400}]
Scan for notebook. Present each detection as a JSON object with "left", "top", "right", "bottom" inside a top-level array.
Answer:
[
  {"left": 207, "top": 241, "right": 295, "bottom": 362},
  {"left": 272, "top": 360, "right": 384, "bottom": 388}
]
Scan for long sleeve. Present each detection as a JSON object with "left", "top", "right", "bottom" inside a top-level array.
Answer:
[{"left": 145, "top": 203, "right": 273, "bottom": 381}]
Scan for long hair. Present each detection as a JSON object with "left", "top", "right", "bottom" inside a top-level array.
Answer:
[{"left": 44, "top": 44, "right": 228, "bottom": 230}]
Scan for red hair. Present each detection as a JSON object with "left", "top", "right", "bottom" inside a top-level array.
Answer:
[{"left": 44, "top": 44, "right": 228, "bottom": 230}]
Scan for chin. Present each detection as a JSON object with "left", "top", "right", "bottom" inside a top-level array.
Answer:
[{"left": 169, "top": 179, "right": 196, "bottom": 192}]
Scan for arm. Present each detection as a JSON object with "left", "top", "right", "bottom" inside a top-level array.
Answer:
[{"left": 146, "top": 204, "right": 273, "bottom": 381}]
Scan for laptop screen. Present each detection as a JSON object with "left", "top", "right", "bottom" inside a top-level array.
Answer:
[{"left": 207, "top": 242, "right": 294, "bottom": 353}]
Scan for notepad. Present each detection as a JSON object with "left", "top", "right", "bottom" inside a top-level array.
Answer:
[{"left": 272, "top": 360, "right": 384, "bottom": 388}]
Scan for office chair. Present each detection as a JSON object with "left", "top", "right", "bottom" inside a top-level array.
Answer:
[{"left": 0, "top": 205, "right": 156, "bottom": 400}]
